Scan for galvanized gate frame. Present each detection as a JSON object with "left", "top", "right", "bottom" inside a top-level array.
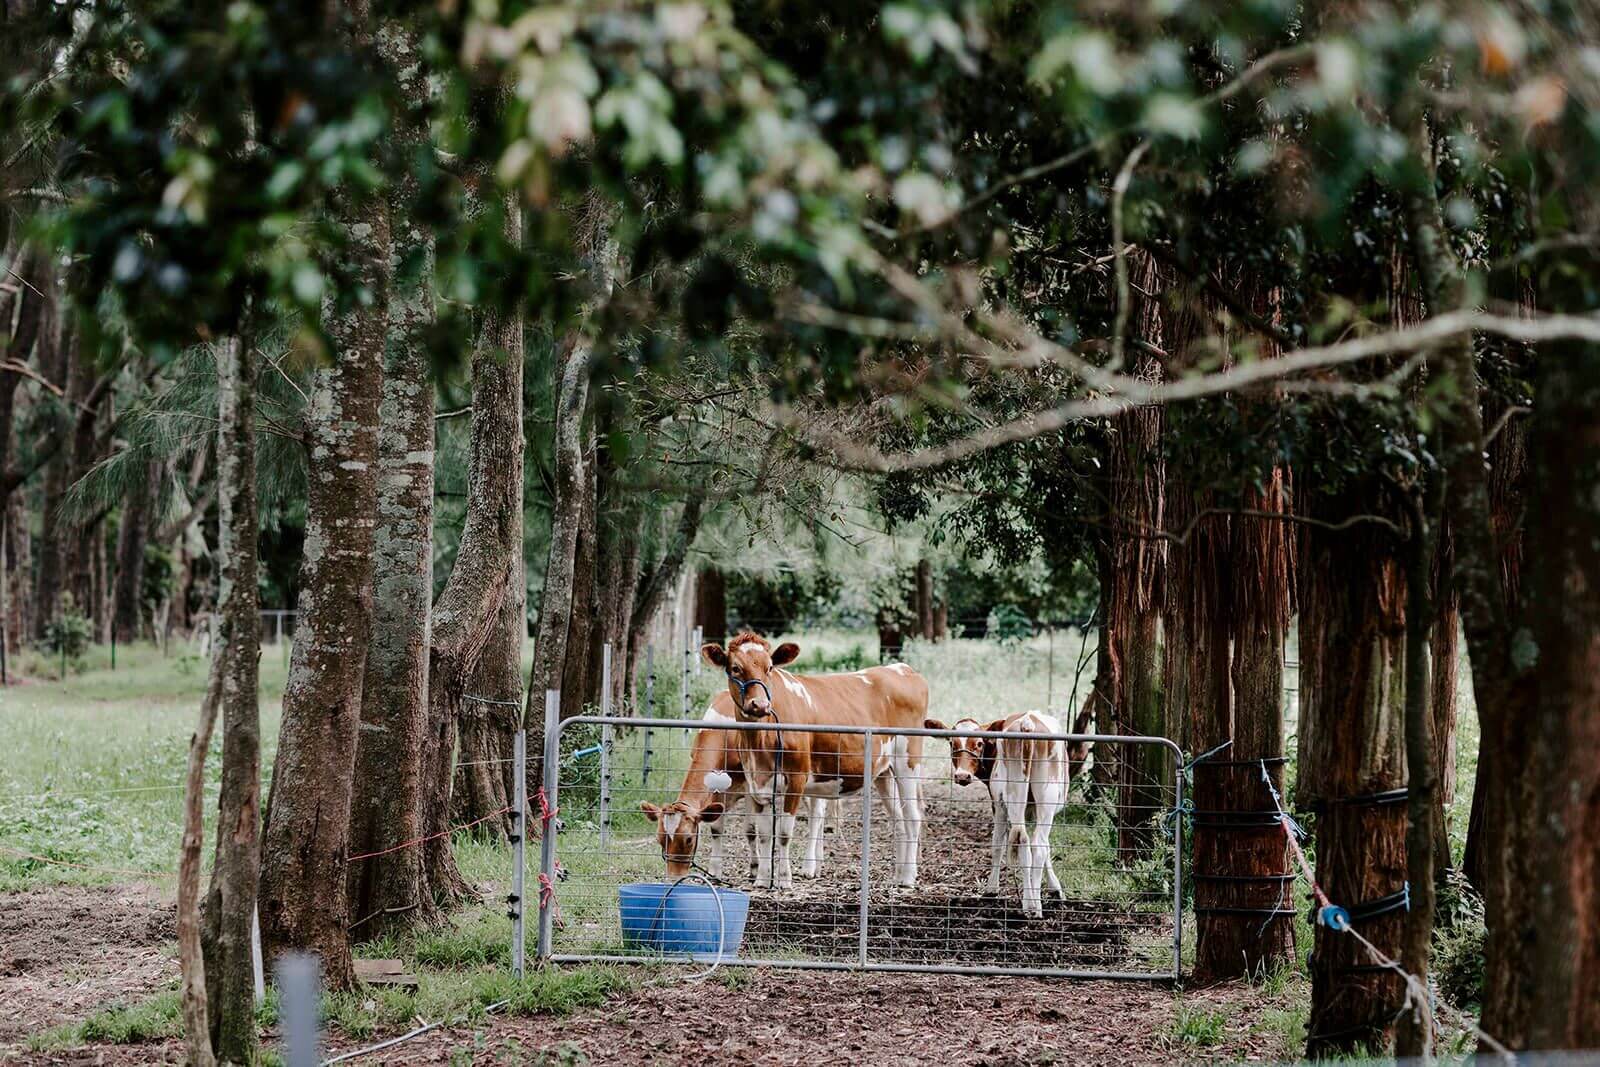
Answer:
[{"left": 537, "top": 707, "right": 1185, "bottom": 981}]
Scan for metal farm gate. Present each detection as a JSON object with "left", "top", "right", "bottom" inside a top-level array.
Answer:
[{"left": 536, "top": 710, "right": 1184, "bottom": 980}]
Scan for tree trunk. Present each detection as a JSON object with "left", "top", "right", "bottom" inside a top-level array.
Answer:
[
  {"left": 1428, "top": 600, "right": 1458, "bottom": 881},
  {"left": 199, "top": 333, "right": 261, "bottom": 1064},
  {"left": 694, "top": 568, "right": 726, "bottom": 647},
  {"left": 1519, "top": 280, "right": 1600, "bottom": 1050},
  {"left": 1189, "top": 469, "right": 1296, "bottom": 984},
  {"left": 914, "top": 558, "right": 934, "bottom": 641},
  {"left": 526, "top": 334, "right": 592, "bottom": 785},
  {"left": 1400, "top": 112, "right": 1535, "bottom": 1048},
  {"left": 32, "top": 328, "right": 72, "bottom": 639},
  {"left": 1298, "top": 515, "right": 1409, "bottom": 1058},
  {"left": 451, "top": 547, "right": 523, "bottom": 835},
  {"left": 624, "top": 495, "right": 705, "bottom": 701},
  {"left": 1461, "top": 410, "right": 1527, "bottom": 894},
  {"left": 1106, "top": 341, "right": 1164, "bottom": 857},
  {"left": 113, "top": 460, "right": 160, "bottom": 644},
  {"left": 559, "top": 425, "right": 598, "bottom": 719},
  {"left": 423, "top": 196, "right": 525, "bottom": 902},
  {"left": 259, "top": 163, "right": 388, "bottom": 990},
  {"left": 346, "top": 222, "right": 437, "bottom": 942},
  {"left": 179, "top": 662, "right": 224, "bottom": 1067},
  {"left": 1396, "top": 479, "right": 1441, "bottom": 1060}
]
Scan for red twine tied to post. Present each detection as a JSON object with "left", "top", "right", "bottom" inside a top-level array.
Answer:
[
  {"left": 535, "top": 787, "right": 558, "bottom": 835},
  {"left": 538, "top": 870, "right": 563, "bottom": 925}
]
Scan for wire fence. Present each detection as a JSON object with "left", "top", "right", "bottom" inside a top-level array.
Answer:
[{"left": 538, "top": 712, "right": 1184, "bottom": 980}]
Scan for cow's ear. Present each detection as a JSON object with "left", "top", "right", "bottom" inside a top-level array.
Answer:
[
  {"left": 924, "top": 718, "right": 949, "bottom": 731},
  {"left": 702, "top": 643, "right": 729, "bottom": 668},
  {"left": 698, "top": 802, "right": 725, "bottom": 824},
  {"left": 771, "top": 642, "right": 801, "bottom": 666},
  {"left": 641, "top": 802, "right": 662, "bottom": 822},
  {"left": 983, "top": 718, "right": 1009, "bottom": 734}
]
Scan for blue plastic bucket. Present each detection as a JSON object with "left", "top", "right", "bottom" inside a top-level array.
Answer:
[{"left": 618, "top": 882, "right": 750, "bottom": 962}]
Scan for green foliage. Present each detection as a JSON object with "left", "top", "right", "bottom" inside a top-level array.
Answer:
[
  {"left": 988, "top": 603, "right": 1034, "bottom": 645},
  {"left": 140, "top": 544, "right": 177, "bottom": 619},
  {"left": 43, "top": 595, "right": 94, "bottom": 670},
  {"left": 1433, "top": 870, "right": 1488, "bottom": 1011}
]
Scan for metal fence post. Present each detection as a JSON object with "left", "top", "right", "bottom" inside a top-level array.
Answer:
[
  {"left": 641, "top": 645, "right": 655, "bottom": 788},
  {"left": 599, "top": 643, "right": 612, "bottom": 850},
  {"left": 512, "top": 728, "right": 527, "bottom": 978},
  {"left": 681, "top": 629, "right": 691, "bottom": 718},
  {"left": 858, "top": 728, "right": 873, "bottom": 970},
  {"left": 536, "top": 690, "right": 560, "bottom": 961},
  {"left": 276, "top": 954, "right": 321, "bottom": 1067},
  {"left": 1171, "top": 739, "right": 1185, "bottom": 983},
  {"left": 251, "top": 903, "right": 265, "bottom": 1005},
  {"left": 692, "top": 625, "right": 702, "bottom": 674}
]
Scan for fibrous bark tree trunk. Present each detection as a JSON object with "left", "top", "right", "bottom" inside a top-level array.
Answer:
[
  {"left": 1298, "top": 512, "right": 1409, "bottom": 1058},
  {"left": 1187, "top": 465, "right": 1296, "bottom": 984},
  {"left": 1107, "top": 346, "right": 1164, "bottom": 860},
  {"left": 1520, "top": 328, "right": 1600, "bottom": 1049},
  {"left": 259, "top": 136, "right": 388, "bottom": 989},
  {"left": 423, "top": 196, "right": 525, "bottom": 898},
  {"left": 199, "top": 332, "right": 261, "bottom": 1064},
  {"left": 347, "top": 194, "right": 436, "bottom": 941}
]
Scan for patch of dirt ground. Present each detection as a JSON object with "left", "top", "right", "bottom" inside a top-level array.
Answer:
[
  {"left": 7, "top": 960, "right": 1304, "bottom": 1066},
  {"left": 0, "top": 883, "right": 177, "bottom": 1052}
]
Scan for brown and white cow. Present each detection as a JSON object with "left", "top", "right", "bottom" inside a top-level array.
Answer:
[
  {"left": 933, "top": 708, "right": 1092, "bottom": 917},
  {"left": 704, "top": 631, "right": 932, "bottom": 889}
]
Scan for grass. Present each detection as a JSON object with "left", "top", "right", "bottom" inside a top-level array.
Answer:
[
  {"left": 27, "top": 989, "right": 183, "bottom": 1051},
  {"left": 1169, "top": 1002, "right": 1229, "bottom": 1048},
  {"left": 0, "top": 641, "right": 289, "bottom": 889}
]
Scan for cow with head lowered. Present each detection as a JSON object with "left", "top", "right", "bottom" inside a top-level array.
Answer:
[{"left": 647, "top": 631, "right": 932, "bottom": 890}]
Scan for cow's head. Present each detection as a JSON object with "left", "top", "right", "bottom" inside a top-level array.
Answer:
[
  {"left": 1067, "top": 707, "right": 1095, "bottom": 776},
  {"left": 702, "top": 631, "right": 799, "bottom": 719},
  {"left": 640, "top": 800, "right": 725, "bottom": 877},
  {"left": 928, "top": 716, "right": 1006, "bottom": 787}
]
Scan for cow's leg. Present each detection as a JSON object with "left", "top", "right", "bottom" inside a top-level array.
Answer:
[
  {"left": 986, "top": 793, "right": 1007, "bottom": 894},
  {"left": 748, "top": 789, "right": 776, "bottom": 889},
  {"left": 891, "top": 740, "right": 923, "bottom": 887},
  {"left": 745, "top": 812, "right": 759, "bottom": 883},
  {"left": 705, "top": 806, "right": 727, "bottom": 879},
  {"left": 773, "top": 785, "right": 803, "bottom": 890},
  {"left": 872, "top": 768, "right": 903, "bottom": 876},
  {"left": 799, "top": 798, "right": 827, "bottom": 878},
  {"left": 995, "top": 757, "right": 1038, "bottom": 915},
  {"left": 1035, "top": 777, "right": 1067, "bottom": 902}
]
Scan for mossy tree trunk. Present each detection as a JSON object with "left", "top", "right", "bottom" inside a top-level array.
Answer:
[
  {"left": 346, "top": 134, "right": 437, "bottom": 940},
  {"left": 259, "top": 35, "right": 388, "bottom": 982},
  {"left": 199, "top": 328, "right": 261, "bottom": 1064}
]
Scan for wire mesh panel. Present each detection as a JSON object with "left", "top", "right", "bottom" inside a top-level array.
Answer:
[{"left": 541, "top": 714, "right": 1182, "bottom": 979}]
